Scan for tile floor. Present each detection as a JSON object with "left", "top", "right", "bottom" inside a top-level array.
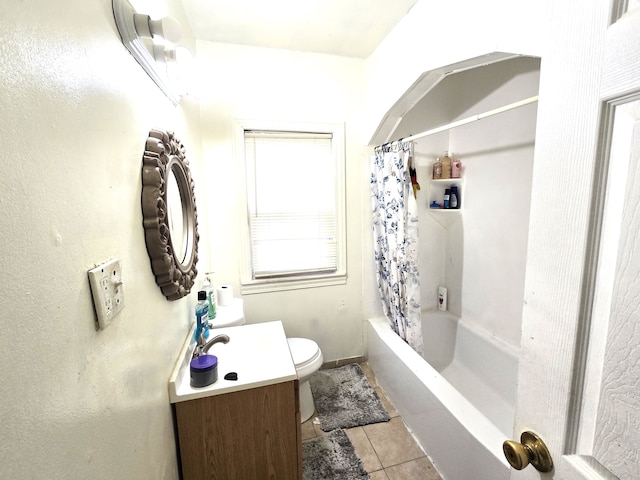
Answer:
[{"left": 302, "top": 362, "right": 443, "bottom": 480}]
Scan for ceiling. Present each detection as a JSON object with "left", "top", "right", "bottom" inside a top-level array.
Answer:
[{"left": 180, "top": 0, "right": 418, "bottom": 58}]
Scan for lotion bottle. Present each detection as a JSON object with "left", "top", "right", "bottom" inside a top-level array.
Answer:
[
  {"left": 451, "top": 154, "right": 461, "bottom": 178},
  {"left": 433, "top": 157, "right": 442, "bottom": 179}
]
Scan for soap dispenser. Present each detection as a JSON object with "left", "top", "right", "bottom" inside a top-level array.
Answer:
[{"left": 203, "top": 275, "right": 216, "bottom": 320}]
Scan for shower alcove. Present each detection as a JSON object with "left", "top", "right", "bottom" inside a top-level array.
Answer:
[
  {"left": 367, "top": 53, "right": 541, "bottom": 479},
  {"left": 373, "top": 53, "right": 541, "bottom": 342}
]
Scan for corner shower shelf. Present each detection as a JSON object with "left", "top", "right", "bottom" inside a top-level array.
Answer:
[{"left": 428, "top": 177, "right": 463, "bottom": 228}]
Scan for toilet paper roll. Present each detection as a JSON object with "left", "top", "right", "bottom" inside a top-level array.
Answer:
[{"left": 216, "top": 285, "right": 234, "bottom": 306}]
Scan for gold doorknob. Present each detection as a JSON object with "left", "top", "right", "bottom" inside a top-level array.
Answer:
[{"left": 503, "top": 431, "right": 553, "bottom": 472}]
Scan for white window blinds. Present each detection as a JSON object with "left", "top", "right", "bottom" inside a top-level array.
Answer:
[{"left": 244, "top": 130, "right": 338, "bottom": 279}]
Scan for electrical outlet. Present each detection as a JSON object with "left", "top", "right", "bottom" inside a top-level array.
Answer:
[{"left": 88, "top": 258, "right": 125, "bottom": 329}]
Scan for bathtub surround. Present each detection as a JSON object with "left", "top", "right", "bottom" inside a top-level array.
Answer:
[
  {"left": 423, "top": 311, "right": 518, "bottom": 436},
  {"left": 302, "top": 429, "right": 370, "bottom": 480},
  {"left": 363, "top": 56, "right": 540, "bottom": 480},
  {"left": 367, "top": 314, "right": 513, "bottom": 479},
  {"left": 371, "top": 141, "right": 422, "bottom": 354},
  {"left": 309, "top": 363, "right": 390, "bottom": 431},
  {"left": 377, "top": 55, "right": 541, "bottom": 350}
]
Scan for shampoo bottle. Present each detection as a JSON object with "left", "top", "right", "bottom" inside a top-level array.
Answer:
[
  {"left": 441, "top": 151, "right": 452, "bottom": 179},
  {"left": 450, "top": 185, "right": 458, "bottom": 209}
]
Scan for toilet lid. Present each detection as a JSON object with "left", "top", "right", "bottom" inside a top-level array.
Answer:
[{"left": 287, "top": 338, "right": 320, "bottom": 367}]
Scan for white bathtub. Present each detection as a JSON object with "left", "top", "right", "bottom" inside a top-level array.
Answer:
[{"left": 367, "top": 312, "right": 519, "bottom": 480}]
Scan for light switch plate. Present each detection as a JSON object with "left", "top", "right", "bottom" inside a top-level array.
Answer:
[{"left": 88, "top": 258, "right": 125, "bottom": 329}]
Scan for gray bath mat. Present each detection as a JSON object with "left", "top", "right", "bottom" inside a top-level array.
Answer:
[
  {"left": 309, "top": 363, "right": 390, "bottom": 431},
  {"left": 302, "top": 429, "right": 370, "bottom": 480}
]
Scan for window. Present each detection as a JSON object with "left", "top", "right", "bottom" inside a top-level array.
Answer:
[{"left": 236, "top": 120, "right": 346, "bottom": 293}]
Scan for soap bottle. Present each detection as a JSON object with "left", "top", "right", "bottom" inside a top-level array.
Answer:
[
  {"left": 194, "top": 290, "right": 210, "bottom": 342},
  {"left": 441, "top": 151, "right": 452, "bottom": 179},
  {"left": 443, "top": 188, "right": 451, "bottom": 209},
  {"left": 438, "top": 286, "right": 448, "bottom": 311},
  {"left": 432, "top": 157, "right": 442, "bottom": 179},
  {"left": 203, "top": 275, "right": 216, "bottom": 320},
  {"left": 451, "top": 154, "right": 461, "bottom": 178}
]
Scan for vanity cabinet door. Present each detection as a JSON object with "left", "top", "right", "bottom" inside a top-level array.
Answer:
[{"left": 175, "top": 380, "right": 302, "bottom": 480}]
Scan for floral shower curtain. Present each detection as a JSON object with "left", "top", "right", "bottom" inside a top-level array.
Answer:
[{"left": 371, "top": 141, "right": 423, "bottom": 355}]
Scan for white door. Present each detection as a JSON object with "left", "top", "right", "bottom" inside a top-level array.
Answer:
[{"left": 512, "top": 1, "right": 640, "bottom": 479}]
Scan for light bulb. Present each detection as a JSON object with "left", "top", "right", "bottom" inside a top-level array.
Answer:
[
  {"left": 134, "top": 13, "right": 182, "bottom": 43},
  {"left": 174, "top": 47, "right": 193, "bottom": 65},
  {"left": 164, "top": 47, "right": 195, "bottom": 96},
  {"left": 148, "top": 16, "right": 182, "bottom": 43},
  {"left": 152, "top": 45, "right": 169, "bottom": 63}
]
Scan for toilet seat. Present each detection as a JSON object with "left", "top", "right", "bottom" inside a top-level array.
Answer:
[{"left": 287, "top": 337, "right": 321, "bottom": 368}]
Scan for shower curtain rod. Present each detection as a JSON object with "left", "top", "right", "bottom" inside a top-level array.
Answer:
[{"left": 400, "top": 95, "right": 539, "bottom": 144}]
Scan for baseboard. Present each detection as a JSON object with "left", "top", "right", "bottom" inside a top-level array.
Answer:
[{"left": 320, "top": 356, "right": 365, "bottom": 370}]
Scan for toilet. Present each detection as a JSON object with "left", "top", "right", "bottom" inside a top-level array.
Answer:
[
  {"left": 286, "top": 337, "right": 323, "bottom": 422},
  {"left": 210, "top": 297, "right": 323, "bottom": 422}
]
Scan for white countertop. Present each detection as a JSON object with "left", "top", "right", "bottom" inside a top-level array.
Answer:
[{"left": 168, "top": 320, "right": 297, "bottom": 403}]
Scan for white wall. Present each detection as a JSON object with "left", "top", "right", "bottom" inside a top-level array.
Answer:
[
  {"left": 195, "top": 42, "right": 367, "bottom": 362},
  {"left": 0, "top": 1, "right": 203, "bottom": 478}
]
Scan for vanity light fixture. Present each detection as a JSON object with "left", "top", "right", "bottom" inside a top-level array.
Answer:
[{"left": 112, "top": 0, "right": 192, "bottom": 105}]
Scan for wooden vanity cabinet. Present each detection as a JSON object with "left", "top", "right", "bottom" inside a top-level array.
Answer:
[{"left": 174, "top": 379, "right": 302, "bottom": 480}]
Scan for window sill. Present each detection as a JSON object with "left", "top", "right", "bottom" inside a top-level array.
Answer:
[{"left": 240, "top": 273, "right": 347, "bottom": 294}]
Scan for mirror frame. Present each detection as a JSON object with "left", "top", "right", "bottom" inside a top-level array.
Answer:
[{"left": 141, "top": 129, "right": 199, "bottom": 300}]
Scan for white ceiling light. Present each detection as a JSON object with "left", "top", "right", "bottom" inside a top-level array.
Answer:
[{"left": 112, "top": 0, "right": 192, "bottom": 104}]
